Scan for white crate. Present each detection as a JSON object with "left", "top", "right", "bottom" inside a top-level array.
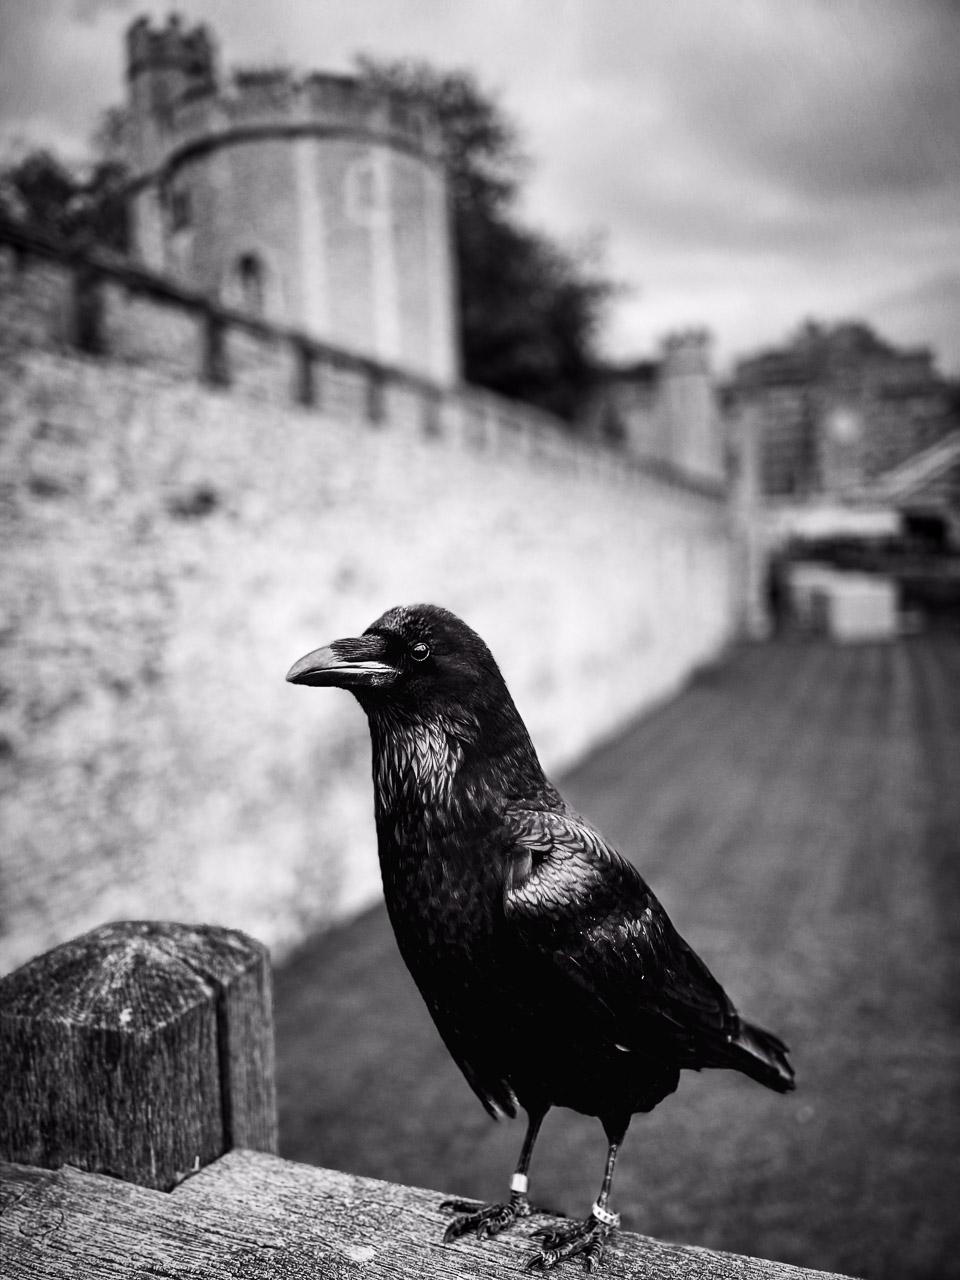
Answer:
[{"left": 826, "top": 574, "right": 898, "bottom": 642}]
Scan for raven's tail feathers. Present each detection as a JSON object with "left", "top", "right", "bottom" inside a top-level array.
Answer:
[{"left": 729, "top": 1020, "right": 796, "bottom": 1093}]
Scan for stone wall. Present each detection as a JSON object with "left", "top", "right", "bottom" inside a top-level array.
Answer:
[{"left": 0, "top": 226, "right": 736, "bottom": 974}]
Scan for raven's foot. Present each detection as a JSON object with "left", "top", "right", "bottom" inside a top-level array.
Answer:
[
  {"left": 441, "top": 1192, "right": 531, "bottom": 1242},
  {"left": 527, "top": 1211, "right": 616, "bottom": 1272}
]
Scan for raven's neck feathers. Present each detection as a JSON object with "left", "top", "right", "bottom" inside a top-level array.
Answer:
[
  {"left": 367, "top": 685, "right": 552, "bottom": 827},
  {"left": 369, "top": 707, "right": 468, "bottom": 815}
]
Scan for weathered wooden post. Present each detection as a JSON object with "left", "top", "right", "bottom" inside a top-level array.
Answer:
[
  {"left": 1, "top": 923, "right": 854, "bottom": 1279},
  {"left": 0, "top": 921, "right": 276, "bottom": 1190}
]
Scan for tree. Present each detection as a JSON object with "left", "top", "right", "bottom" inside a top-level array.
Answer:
[
  {"left": 0, "top": 147, "right": 129, "bottom": 255},
  {"left": 358, "top": 57, "right": 614, "bottom": 421}
]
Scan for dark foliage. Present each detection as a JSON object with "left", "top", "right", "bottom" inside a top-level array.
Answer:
[
  {"left": 358, "top": 58, "right": 614, "bottom": 421},
  {"left": 0, "top": 148, "right": 130, "bottom": 255}
]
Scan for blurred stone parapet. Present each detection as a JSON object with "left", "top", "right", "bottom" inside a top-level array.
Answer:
[{"left": 0, "top": 215, "right": 737, "bottom": 977}]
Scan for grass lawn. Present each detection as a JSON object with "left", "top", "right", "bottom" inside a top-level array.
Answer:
[{"left": 273, "top": 636, "right": 960, "bottom": 1280}]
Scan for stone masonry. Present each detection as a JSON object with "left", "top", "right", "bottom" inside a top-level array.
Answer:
[
  {"left": 0, "top": 342, "right": 733, "bottom": 973},
  {"left": 0, "top": 210, "right": 737, "bottom": 974}
]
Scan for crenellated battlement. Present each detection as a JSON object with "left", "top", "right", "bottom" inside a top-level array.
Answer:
[
  {"left": 125, "top": 17, "right": 443, "bottom": 180},
  {"left": 661, "top": 328, "right": 712, "bottom": 374},
  {"left": 126, "top": 13, "right": 216, "bottom": 81},
  {"left": 0, "top": 216, "right": 726, "bottom": 505},
  {"left": 0, "top": 214, "right": 738, "bottom": 977}
]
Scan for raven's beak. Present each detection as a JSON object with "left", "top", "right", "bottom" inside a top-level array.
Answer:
[{"left": 285, "top": 634, "right": 398, "bottom": 689}]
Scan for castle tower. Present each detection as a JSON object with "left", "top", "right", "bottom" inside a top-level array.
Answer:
[
  {"left": 657, "top": 330, "right": 725, "bottom": 482},
  {"left": 127, "top": 15, "right": 216, "bottom": 132},
  {"left": 122, "top": 15, "right": 458, "bottom": 386}
]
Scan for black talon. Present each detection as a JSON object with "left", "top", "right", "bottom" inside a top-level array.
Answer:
[
  {"left": 526, "top": 1215, "right": 614, "bottom": 1272},
  {"left": 443, "top": 1193, "right": 531, "bottom": 1245},
  {"left": 533, "top": 1227, "right": 563, "bottom": 1247}
]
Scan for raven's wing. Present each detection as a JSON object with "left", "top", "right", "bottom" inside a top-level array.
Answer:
[{"left": 501, "top": 807, "right": 740, "bottom": 1059}]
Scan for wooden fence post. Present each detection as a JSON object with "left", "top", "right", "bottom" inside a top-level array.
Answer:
[{"left": 0, "top": 921, "right": 277, "bottom": 1191}]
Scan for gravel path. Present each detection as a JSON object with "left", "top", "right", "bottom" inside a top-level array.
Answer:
[{"left": 273, "top": 637, "right": 960, "bottom": 1280}]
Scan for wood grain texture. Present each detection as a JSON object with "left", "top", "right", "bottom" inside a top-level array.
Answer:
[
  {"left": 0, "top": 921, "right": 277, "bottom": 1189},
  {"left": 0, "top": 1153, "right": 858, "bottom": 1280}
]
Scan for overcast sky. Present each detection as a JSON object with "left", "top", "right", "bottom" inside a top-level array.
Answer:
[{"left": 1, "top": 0, "right": 958, "bottom": 375}]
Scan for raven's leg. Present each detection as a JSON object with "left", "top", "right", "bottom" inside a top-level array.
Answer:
[
  {"left": 442, "top": 1106, "right": 547, "bottom": 1242},
  {"left": 528, "top": 1118, "right": 628, "bottom": 1273}
]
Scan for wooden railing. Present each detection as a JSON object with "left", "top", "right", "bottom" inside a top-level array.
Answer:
[{"left": 0, "top": 923, "right": 851, "bottom": 1278}]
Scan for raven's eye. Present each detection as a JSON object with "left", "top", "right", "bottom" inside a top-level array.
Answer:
[{"left": 410, "top": 642, "right": 430, "bottom": 663}]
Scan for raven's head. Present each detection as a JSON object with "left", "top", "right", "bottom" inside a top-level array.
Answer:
[
  {"left": 288, "top": 604, "right": 549, "bottom": 806},
  {"left": 286, "top": 604, "right": 507, "bottom": 715}
]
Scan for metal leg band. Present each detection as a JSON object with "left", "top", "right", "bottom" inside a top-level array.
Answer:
[{"left": 591, "top": 1201, "right": 620, "bottom": 1228}]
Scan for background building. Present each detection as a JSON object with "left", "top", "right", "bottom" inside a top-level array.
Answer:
[
  {"left": 123, "top": 14, "right": 458, "bottom": 385},
  {"left": 729, "top": 322, "right": 958, "bottom": 498},
  {"left": 580, "top": 330, "right": 727, "bottom": 487}
]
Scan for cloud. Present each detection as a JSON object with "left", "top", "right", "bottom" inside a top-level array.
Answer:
[
  {"left": 0, "top": 0, "right": 129, "bottom": 159},
  {"left": 513, "top": 1, "right": 960, "bottom": 368},
  {"left": 871, "top": 273, "right": 960, "bottom": 373},
  {"left": 71, "top": 0, "right": 135, "bottom": 22},
  {"left": 572, "top": 1, "right": 960, "bottom": 201}
]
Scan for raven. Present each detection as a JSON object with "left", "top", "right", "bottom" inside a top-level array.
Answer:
[{"left": 287, "top": 604, "right": 795, "bottom": 1271}]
